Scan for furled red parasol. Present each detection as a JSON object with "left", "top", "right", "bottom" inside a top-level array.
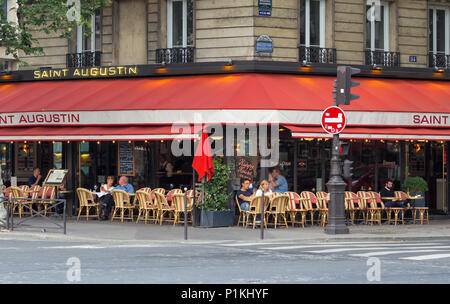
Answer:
[{"left": 192, "top": 129, "right": 214, "bottom": 181}]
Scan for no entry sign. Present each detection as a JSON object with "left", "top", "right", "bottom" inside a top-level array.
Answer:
[{"left": 321, "top": 106, "right": 346, "bottom": 134}]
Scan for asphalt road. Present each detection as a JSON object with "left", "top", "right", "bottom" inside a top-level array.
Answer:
[{"left": 1, "top": 238, "right": 450, "bottom": 284}]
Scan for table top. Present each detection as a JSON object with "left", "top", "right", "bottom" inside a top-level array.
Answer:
[
  {"left": 381, "top": 197, "right": 396, "bottom": 200},
  {"left": 292, "top": 198, "right": 309, "bottom": 201}
]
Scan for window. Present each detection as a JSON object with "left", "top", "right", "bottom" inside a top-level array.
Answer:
[
  {"left": 76, "top": 11, "right": 101, "bottom": 53},
  {"left": 167, "top": 0, "right": 193, "bottom": 48},
  {"left": 366, "top": 0, "right": 389, "bottom": 52},
  {"left": 299, "top": 0, "right": 325, "bottom": 47},
  {"left": 429, "top": 7, "right": 449, "bottom": 56},
  {"left": 2, "top": 0, "right": 7, "bottom": 22}
]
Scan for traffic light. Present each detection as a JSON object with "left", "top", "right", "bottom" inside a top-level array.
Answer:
[
  {"left": 335, "top": 66, "right": 360, "bottom": 105},
  {"left": 343, "top": 159, "right": 354, "bottom": 180},
  {"left": 338, "top": 141, "right": 350, "bottom": 156}
]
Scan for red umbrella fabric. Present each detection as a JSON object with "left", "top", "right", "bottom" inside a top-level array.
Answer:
[{"left": 192, "top": 129, "right": 214, "bottom": 182}]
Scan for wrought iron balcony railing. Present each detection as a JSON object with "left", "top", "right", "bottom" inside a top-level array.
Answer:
[
  {"left": 298, "top": 45, "right": 336, "bottom": 64},
  {"left": 156, "top": 47, "right": 195, "bottom": 64},
  {"left": 365, "top": 50, "right": 400, "bottom": 67},
  {"left": 429, "top": 52, "right": 450, "bottom": 69},
  {"left": 66, "top": 51, "right": 102, "bottom": 68}
]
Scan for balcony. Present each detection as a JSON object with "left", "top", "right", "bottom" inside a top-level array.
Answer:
[
  {"left": 298, "top": 45, "right": 336, "bottom": 64},
  {"left": 66, "top": 51, "right": 102, "bottom": 68},
  {"left": 365, "top": 50, "right": 400, "bottom": 68},
  {"left": 429, "top": 52, "right": 450, "bottom": 69},
  {"left": 156, "top": 47, "right": 195, "bottom": 64}
]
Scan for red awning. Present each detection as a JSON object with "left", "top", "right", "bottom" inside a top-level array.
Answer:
[
  {"left": 0, "top": 73, "right": 450, "bottom": 142},
  {"left": 0, "top": 74, "right": 449, "bottom": 129},
  {"left": 0, "top": 125, "right": 196, "bottom": 141},
  {"left": 285, "top": 125, "right": 450, "bottom": 141}
]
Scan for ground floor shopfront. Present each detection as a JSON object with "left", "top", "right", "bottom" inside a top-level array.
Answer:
[
  {"left": 0, "top": 134, "right": 448, "bottom": 215},
  {"left": 0, "top": 65, "right": 449, "bottom": 215}
]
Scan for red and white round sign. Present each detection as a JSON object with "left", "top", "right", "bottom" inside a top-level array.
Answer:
[{"left": 321, "top": 106, "right": 346, "bottom": 134}]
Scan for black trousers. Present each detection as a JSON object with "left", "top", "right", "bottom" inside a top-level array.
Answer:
[{"left": 101, "top": 194, "right": 114, "bottom": 218}]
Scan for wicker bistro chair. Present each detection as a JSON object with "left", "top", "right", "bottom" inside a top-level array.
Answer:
[
  {"left": 19, "top": 185, "right": 30, "bottom": 192},
  {"left": 361, "top": 191, "right": 382, "bottom": 226},
  {"left": 138, "top": 187, "right": 152, "bottom": 193},
  {"left": 395, "top": 191, "right": 414, "bottom": 221},
  {"left": 414, "top": 207, "right": 430, "bottom": 225},
  {"left": 300, "top": 191, "right": 320, "bottom": 225},
  {"left": 265, "top": 195, "right": 289, "bottom": 229},
  {"left": 39, "top": 186, "right": 56, "bottom": 216},
  {"left": 245, "top": 195, "right": 270, "bottom": 229},
  {"left": 154, "top": 192, "right": 175, "bottom": 225},
  {"left": 166, "top": 188, "right": 183, "bottom": 205},
  {"left": 76, "top": 188, "right": 99, "bottom": 221},
  {"left": 26, "top": 185, "right": 41, "bottom": 212},
  {"left": 235, "top": 195, "right": 247, "bottom": 227},
  {"left": 172, "top": 193, "right": 191, "bottom": 226},
  {"left": 185, "top": 190, "right": 198, "bottom": 223},
  {"left": 111, "top": 190, "right": 136, "bottom": 222},
  {"left": 10, "top": 186, "right": 32, "bottom": 218},
  {"left": 315, "top": 191, "right": 329, "bottom": 227},
  {"left": 135, "top": 190, "right": 158, "bottom": 224},
  {"left": 150, "top": 188, "right": 166, "bottom": 203},
  {"left": 285, "top": 191, "right": 307, "bottom": 228},
  {"left": 345, "top": 191, "right": 365, "bottom": 224}
]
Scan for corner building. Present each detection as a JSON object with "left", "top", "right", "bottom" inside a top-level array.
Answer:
[{"left": 0, "top": 0, "right": 449, "bottom": 215}]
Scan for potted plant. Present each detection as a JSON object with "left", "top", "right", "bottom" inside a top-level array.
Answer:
[
  {"left": 198, "top": 158, "right": 234, "bottom": 227},
  {"left": 402, "top": 176, "right": 429, "bottom": 207}
]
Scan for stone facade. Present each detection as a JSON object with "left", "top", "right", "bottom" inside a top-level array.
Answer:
[{"left": 14, "top": 0, "right": 450, "bottom": 70}]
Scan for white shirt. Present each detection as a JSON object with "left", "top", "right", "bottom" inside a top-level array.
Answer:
[
  {"left": 255, "top": 189, "right": 272, "bottom": 197},
  {"left": 97, "top": 184, "right": 115, "bottom": 198}
]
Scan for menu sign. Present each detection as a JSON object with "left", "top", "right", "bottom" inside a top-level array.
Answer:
[
  {"left": 118, "top": 142, "right": 135, "bottom": 176},
  {"left": 43, "top": 169, "right": 69, "bottom": 186},
  {"left": 235, "top": 156, "right": 257, "bottom": 180}
]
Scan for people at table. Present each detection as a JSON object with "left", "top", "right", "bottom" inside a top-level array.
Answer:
[
  {"left": 27, "top": 167, "right": 43, "bottom": 187},
  {"left": 236, "top": 178, "right": 254, "bottom": 211},
  {"left": 269, "top": 168, "right": 288, "bottom": 193},
  {"left": 100, "top": 176, "right": 134, "bottom": 220},
  {"left": 255, "top": 180, "right": 272, "bottom": 197}
]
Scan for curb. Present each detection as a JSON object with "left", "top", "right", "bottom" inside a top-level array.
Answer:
[{"left": 2, "top": 230, "right": 450, "bottom": 244}]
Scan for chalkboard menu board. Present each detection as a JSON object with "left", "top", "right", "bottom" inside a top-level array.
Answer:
[
  {"left": 118, "top": 142, "right": 135, "bottom": 176},
  {"left": 235, "top": 156, "right": 257, "bottom": 180}
]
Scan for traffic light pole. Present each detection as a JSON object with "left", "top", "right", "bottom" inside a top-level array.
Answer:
[
  {"left": 325, "top": 134, "right": 349, "bottom": 234},
  {"left": 323, "top": 65, "right": 360, "bottom": 234}
]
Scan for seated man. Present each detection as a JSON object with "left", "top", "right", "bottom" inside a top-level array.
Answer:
[
  {"left": 28, "top": 167, "right": 43, "bottom": 187},
  {"left": 380, "top": 179, "right": 409, "bottom": 222},
  {"left": 101, "top": 176, "right": 134, "bottom": 220},
  {"left": 269, "top": 168, "right": 288, "bottom": 194},
  {"left": 236, "top": 178, "right": 254, "bottom": 212}
]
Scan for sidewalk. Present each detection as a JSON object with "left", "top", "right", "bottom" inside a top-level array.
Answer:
[{"left": 2, "top": 215, "right": 450, "bottom": 244}]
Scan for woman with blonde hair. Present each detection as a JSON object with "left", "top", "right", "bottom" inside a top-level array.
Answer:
[{"left": 255, "top": 180, "right": 272, "bottom": 197}]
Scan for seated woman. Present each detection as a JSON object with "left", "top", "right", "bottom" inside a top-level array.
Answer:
[
  {"left": 255, "top": 180, "right": 272, "bottom": 197},
  {"left": 98, "top": 176, "right": 115, "bottom": 220},
  {"left": 100, "top": 176, "right": 115, "bottom": 195}
]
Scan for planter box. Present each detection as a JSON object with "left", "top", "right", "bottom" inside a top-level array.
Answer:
[{"left": 199, "top": 210, "right": 234, "bottom": 228}]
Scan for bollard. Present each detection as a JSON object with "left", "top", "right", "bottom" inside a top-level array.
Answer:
[
  {"left": 260, "top": 188, "right": 265, "bottom": 240},
  {"left": 184, "top": 187, "right": 188, "bottom": 240}
]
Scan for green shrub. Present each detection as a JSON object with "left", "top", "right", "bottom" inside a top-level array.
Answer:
[
  {"left": 200, "top": 158, "right": 233, "bottom": 211},
  {"left": 402, "top": 176, "right": 428, "bottom": 193}
]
